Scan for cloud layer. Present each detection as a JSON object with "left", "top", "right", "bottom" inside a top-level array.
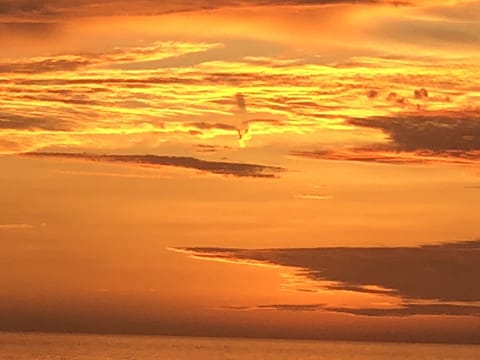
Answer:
[
  {"left": 294, "top": 111, "right": 480, "bottom": 165},
  {"left": 26, "top": 152, "right": 286, "bottom": 178},
  {"left": 176, "top": 240, "right": 480, "bottom": 317},
  {"left": 0, "top": 0, "right": 408, "bottom": 21}
]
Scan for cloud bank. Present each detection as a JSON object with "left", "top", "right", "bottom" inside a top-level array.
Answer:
[
  {"left": 294, "top": 111, "right": 480, "bottom": 165},
  {"left": 0, "top": 0, "right": 409, "bottom": 22},
  {"left": 175, "top": 240, "right": 480, "bottom": 317}
]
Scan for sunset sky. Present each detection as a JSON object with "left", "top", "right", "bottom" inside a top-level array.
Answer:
[{"left": 1, "top": 0, "right": 480, "bottom": 344}]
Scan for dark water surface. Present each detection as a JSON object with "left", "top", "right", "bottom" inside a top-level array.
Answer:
[{"left": 1, "top": 332, "right": 479, "bottom": 359}]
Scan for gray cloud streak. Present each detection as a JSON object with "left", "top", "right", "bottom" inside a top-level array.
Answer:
[
  {"left": 0, "top": 0, "right": 410, "bottom": 21},
  {"left": 25, "top": 152, "right": 286, "bottom": 178},
  {"left": 293, "top": 111, "right": 480, "bottom": 165},
  {"left": 177, "top": 240, "right": 480, "bottom": 303}
]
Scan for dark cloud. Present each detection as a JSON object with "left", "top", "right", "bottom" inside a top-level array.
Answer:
[
  {"left": 414, "top": 88, "right": 428, "bottom": 100},
  {"left": 235, "top": 93, "right": 247, "bottom": 114},
  {"left": 177, "top": 240, "right": 480, "bottom": 303},
  {"left": 258, "top": 304, "right": 324, "bottom": 311},
  {"left": 0, "top": 0, "right": 49, "bottom": 16},
  {"left": 291, "top": 148, "right": 480, "bottom": 166},
  {"left": 221, "top": 304, "right": 324, "bottom": 311},
  {"left": 0, "top": 112, "right": 73, "bottom": 131},
  {"left": 324, "top": 303, "right": 480, "bottom": 317},
  {"left": 25, "top": 152, "right": 286, "bottom": 178},
  {"left": 194, "top": 144, "right": 233, "bottom": 153},
  {"left": 0, "top": 0, "right": 410, "bottom": 21},
  {"left": 366, "top": 89, "right": 379, "bottom": 99},
  {"left": 0, "top": 57, "right": 93, "bottom": 74},
  {"left": 348, "top": 112, "right": 480, "bottom": 152},
  {"left": 386, "top": 92, "right": 408, "bottom": 106},
  {"left": 190, "top": 122, "right": 237, "bottom": 131},
  {"left": 293, "top": 111, "right": 480, "bottom": 165},
  {"left": 224, "top": 303, "right": 480, "bottom": 317},
  {"left": 0, "top": 21, "right": 58, "bottom": 36}
]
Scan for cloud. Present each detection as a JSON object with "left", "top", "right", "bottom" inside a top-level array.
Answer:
[
  {"left": 0, "top": 41, "right": 219, "bottom": 74},
  {"left": 292, "top": 148, "right": 480, "bottom": 166},
  {"left": 294, "top": 194, "right": 333, "bottom": 200},
  {"left": 0, "top": 0, "right": 410, "bottom": 21},
  {"left": 366, "top": 89, "right": 379, "bottom": 99},
  {"left": 293, "top": 111, "right": 480, "bottom": 165},
  {"left": 235, "top": 93, "right": 247, "bottom": 114},
  {"left": 347, "top": 113, "right": 480, "bottom": 152},
  {"left": 324, "top": 303, "right": 480, "bottom": 317},
  {"left": 258, "top": 304, "right": 324, "bottom": 311},
  {"left": 222, "top": 304, "right": 325, "bottom": 311},
  {"left": 223, "top": 302, "right": 480, "bottom": 317},
  {"left": 414, "top": 88, "right": 428, "bottom": 100},
  {"left": 0, "top": 21, "right": 58, "bottom": 36},
  {"left": 25, "top": 152, "right": 286, "bottom": 178},
  {"left": 234, "top": 93, "right": 250, "bottom": 147},
  {"left": 193, "top": 144, "right": 234, "bottom": 153},
  {"left": 1, "top": 40, "right": 476, "bottom": 155},
  {"left": 175, "top": 240, "right": 480, "bottom": 303},
  {"left": 0, "top": 112, "right": 74, "bottom": 131},
  {"left": 190, "top": 122, "right": 237, "bottom": 132},
  {"left": 0, "top": 223, "right": 33, "bottom": 230}
]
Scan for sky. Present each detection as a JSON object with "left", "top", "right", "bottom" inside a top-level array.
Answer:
[{"left": 1, "top": 0, "right": 480, "bottom": 344}]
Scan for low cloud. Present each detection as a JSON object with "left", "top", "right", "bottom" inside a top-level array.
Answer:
[
  {"left": 414, "top": 88, "right": 428, "bottom": 100},
  {"left": 222, "top": 302, "right": 480, "bottom": 317},
  {"left": 193, "top": 144, "right": 234, "bottom": 153},
  {"left": 222, "top": 304, "right": 325, "bottom": 312},
  {"left": 25, "top": 152, "right": 286, "bottom": 178},
  {"left": 0, "top": 112, "right": 74, "bottom": 131},
  {"left": 348, "top": 113, "right": 480, "bottom": 153},
  {"left": 324, "top": 303, "right": 480, "bottom": 317},
  {"left": 293, "top": 111, "right": 480, "bottom": 165},
  {"left": 175, "top": 240, "right": 480, "bottom": 304}
]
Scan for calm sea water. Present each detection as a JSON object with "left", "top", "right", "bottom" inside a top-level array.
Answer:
[{"left": 0, "top": 333, "right": 479, "bottom": 359}]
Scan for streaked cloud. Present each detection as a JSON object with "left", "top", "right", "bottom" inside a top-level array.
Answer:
[
  {"left": 324, "top": 303, "right": 480, "bottom": 317},
  {"left": 221, "top": 304, "right": 325, "bottom": 312},
  {"left": 25, "top": 152, "right": 286, "bottom": 178},
  {"left": 0, "top": 41, "right": 220, "bottom": 74},
  {"left": 222, "top": 302, "right": 480, "bottom": 317},
  {"left": 0, "top": 0, "right": 411, "bottom": 22},
  {"left": 348, "top": 112, "right": 480, "bottom": 153},
  {"left": 0, "top": 223, "right": 34, "bottom": 230},
  {"left": 293, "top": 111, "right": 480, "bottom": 165},
  {"left": 294, "top": 194, "right": 333, "bottom": 200},
  {"left": 3, "top": 43, "right": 479, "bottom": 155},
  {"left": 175, "top": 240, "right": 480, "bottom": 316}
]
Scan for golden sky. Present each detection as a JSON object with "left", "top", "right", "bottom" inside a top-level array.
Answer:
[{"left": 1, "top": 0, "right": 480, "bottom": 343}]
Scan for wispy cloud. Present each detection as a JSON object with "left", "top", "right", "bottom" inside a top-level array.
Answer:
[
  {"left": 294, "top": 194, "right": 333, "bottom": 200},
  {"left": 323, "top": 303, "right": 480, "bottom": 317},
  {"left": 26, "top": 152, "right": 286, "bottom": 178},
  {"left": 221, "top": 302, "right": 480, "bottom": 317},
  {"left": 0, "top": 0, "right": 410, "bottom": 22},
  {"left": 0, "top": 41, "right": 220, "bottom": 74},
  {"left": 0, "top": 223, "right": 34, "bottom": 230}
]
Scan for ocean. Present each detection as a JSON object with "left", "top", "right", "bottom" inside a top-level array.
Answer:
[{"left": 0, "top": 333, "right": 478, "bottom": 359}]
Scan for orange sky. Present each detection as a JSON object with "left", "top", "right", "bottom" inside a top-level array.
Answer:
[{"left": 1, "top": 0, "right": 480, "bottom": 343}]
